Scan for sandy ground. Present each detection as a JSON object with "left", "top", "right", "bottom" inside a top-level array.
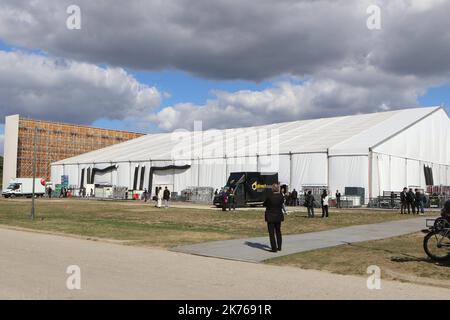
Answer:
[{"left": 1, "top": 227, "right": 449, "bottom": 300}]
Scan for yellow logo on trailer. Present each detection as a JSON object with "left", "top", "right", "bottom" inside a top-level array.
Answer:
[{"left": 251, "top": 181, "right": 269, "bottom": 191}]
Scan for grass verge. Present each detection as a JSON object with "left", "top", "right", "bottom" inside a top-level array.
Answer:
[{"left": 0, "top": 198, "right": 416, "bottom": 248}]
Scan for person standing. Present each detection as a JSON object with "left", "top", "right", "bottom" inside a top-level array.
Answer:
[
  {"left": 407, "top": 188, "right": 416, "bottom": 214},
  {"left": 321, "top": 190, "right": 329, "bottom": 218},
  {"left": 156, "top": 187, "right": 163, "bottom": 208},
  {"left": 400, "top": 188, "right": 408, "bottom": 214},
  {"left": 281, "top": 189, "right": 288, "bottom": 215},
  {"left": 390, "top": 191, "right": 396, "bottom": 209},
  {"left": 305, "top": 190, "right": 315, "bottom": 218},
  {"left": 291, "top": 189, "right": 298, "bottom": 206},
  {"left": 415, "top": 189, "right": 424, "bottom": 215},
  {"left": 143, "top": 188, "right": 148, "bottom": 202},
  {"left": 163, "top": 186, "right": 170, "bottom": 208},
  {"left": 227, "top": 187, "right": 236, "bottom": 211},
  {"left": 335, "top": 190, "right": 341, "bottom": 209},
  {"left": 263, "top": 183, "right": 284, "bottom": 252},
  {"left": 221, "top": 190, "right": 228, "bottom": 212},
  {"left": 47, "top": 186, "right": 52, "bottom": 199}
]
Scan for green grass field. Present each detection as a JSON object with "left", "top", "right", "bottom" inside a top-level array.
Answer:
[
  {"left": 0, "top": 198, "right": 415, "bottom": 247},
  {"left": 267, "top": 232, "right": 450, "bottom": 289}
]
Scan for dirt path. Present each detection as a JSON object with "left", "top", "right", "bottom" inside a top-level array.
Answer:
[{"left": 1, "top": 227, "right": 449, "bottom": 299}]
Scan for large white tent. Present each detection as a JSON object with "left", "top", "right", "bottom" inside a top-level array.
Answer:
[{"left": 51, "top": 107, "right": 450, "bottom": 203}]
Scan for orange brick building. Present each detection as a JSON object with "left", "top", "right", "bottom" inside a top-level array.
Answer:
[{"left": 2, "top": 115, "right": 143, "bottom": 187}]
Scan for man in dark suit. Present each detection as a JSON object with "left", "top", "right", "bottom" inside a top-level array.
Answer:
[
  {"left": 400, "top": 188, "right": 408, "bottom": 214},
  {"left": 263, "top": 183, "right": 284, "bottom": 252},
  {"left": 335, "top": 190, "right": 341, "bottom": 208},
  {"left": 291, "top": 189, "right": 298, "bottom": 206},
  {"left": 305, "top": 190, "right": 315, "bottom": 218},
  {"left": 407, "top": 188, "right": 416, "bottom": 214}
]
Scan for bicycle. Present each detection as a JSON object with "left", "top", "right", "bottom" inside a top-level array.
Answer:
[{"left": 423, "top": 216, "right": 450, "bottom": 261}]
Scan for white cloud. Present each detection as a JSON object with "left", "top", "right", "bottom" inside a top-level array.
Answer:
[
  {"left": 151, "top": 64, "right": 435, "bottom": 130},
  {"left": 0, "top": 50, "right": 162, "bottom": 125},
  {"left": 0, "top": 0, "right": 449, "bottom": 131}
]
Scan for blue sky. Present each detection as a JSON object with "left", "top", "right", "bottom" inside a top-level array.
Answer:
[
  {"left": 1, "top": 0, "right": 450, "bottom": 144},
  {"left": 1, "top": 63, "right": 449, "bottom": 136}
]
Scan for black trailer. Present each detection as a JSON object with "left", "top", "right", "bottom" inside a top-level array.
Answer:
[{"left": 213, "top": 172, "right": 278, "bottom": 207}]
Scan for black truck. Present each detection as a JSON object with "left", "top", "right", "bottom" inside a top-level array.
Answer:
[{"left": 213, "top": 172, "right": 278, "bottom": 207}]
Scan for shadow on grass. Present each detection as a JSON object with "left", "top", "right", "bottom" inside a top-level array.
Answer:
[
  {"left": 390, "top": 255, "right": 450, "bottom": 267},
  {"left": 245, "top": 241, "right": 272, "bottom": 252},
  {"left": 346, "top": 242, "right": 450, "bottom": 267}
]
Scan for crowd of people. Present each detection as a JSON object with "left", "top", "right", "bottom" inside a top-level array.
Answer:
[
  {"left": 144, "top": 186, "right": 171, "bottom": 208},
  {"left": 399, "top": 187, "right": 426, "bottom": 215}
]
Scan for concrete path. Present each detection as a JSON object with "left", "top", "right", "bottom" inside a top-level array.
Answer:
[
  {"left": 1, "top": 227, "right": 449, "bottom": 299},
  {"left": 172, "top": 217, "right": 433, "bottom": 262}
]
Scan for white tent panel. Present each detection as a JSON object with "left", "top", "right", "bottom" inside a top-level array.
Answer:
[
  {"left": 329, "top": 156, "right": 368, "bottom": 200},
  {"left": 226, "top": 156, "right": 258, "bottom": 175},
  {"left": 290, "top": 153, "right": 327, "bottom": 190},
  {"left": 373, "top": 108, "right": 450, "bottom": 165},
  {"left": 64, "top": 164, "right": 79, "bottom": 186},
  {"left": 259, "top": 155, "right": 290, "bottom": 185},
  {"left": 94, "top": 170, "right": 113, "bottom": 185},
  {"left": 406, "top": 159, "right": 421, "bottom": 188},
  {"left": 372, "top": 153, "right": 390, "bottom": 196},
  {"left": 116, "top": 162, "right": 130, "bottom": 188},
  {"left": 391, "top": 156, "right": 407, "bottom": 191},
  {"left": 51, "top": 165, "right": 63, "bottom": 185},
  {"left": 198, "top": 159, "right": 227, "bottom": 190}
]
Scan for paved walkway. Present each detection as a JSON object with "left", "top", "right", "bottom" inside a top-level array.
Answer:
[
  {"left": 172, "top": 217, "right": 433, "bottom": 262},
  {"left": 1, "top": 227, "right": 449, "bottom": 299}
]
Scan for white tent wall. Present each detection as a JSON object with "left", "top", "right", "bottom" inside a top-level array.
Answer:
[
  {"left": 63, "top": 164, "right": 79, "bottom": 186},
  {"left": 391, "top": 156, "right": 407, "bottom": 191},
  {"left": 329, "top": 156, "right": 369, "bottom": 201},
  {"left": 370, "top": 108, "right": 450, "bottom": 196},
  {"left": 290, "top": 153, "right": 328, "bottom": 191},
  {"left": 198, "top": 159, "right": 227, "bottom": 191},
  {"left": 258, "top": 155, "right": 290, "bottom": 185},
  {"left": 406, "top": 159, "right": 422, "bottom": 187},
  {"left": 173, "top": 162, "right": 198, "bottom": 194},
  {"left": 116, "top": 162, "right": 130, "bottom": 188},
  {"left": 148, "top": 160, "right": 173, "bottom": 193},
  {"left": 92, "top": 163, "right": 115, "bottom": 186},
  {"left": 372, "top": 108, "right": 449, "bottom": 166},
  {"left": 51, "top": 165, "right": 63, "bottom": 185},
  {"left": 371, "top": 153, "right": 390, "bottom": 197},
  {"left": 371, "top": 153, "right": 450, "bottom": 196}
]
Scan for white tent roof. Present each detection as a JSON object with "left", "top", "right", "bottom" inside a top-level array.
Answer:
[{"left": 53, "top": 106, "right": 443, "bottom": 164}]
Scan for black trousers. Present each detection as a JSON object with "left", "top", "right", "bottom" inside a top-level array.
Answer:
[
  {"left": 401, "top": 201, "right": 407, "bottom": 214},
  {"left": 267, "top": 222, "right": 282, "bottom": 251},
  {"left": 322, "top": 205, "right": 329, "bottom": 218}
]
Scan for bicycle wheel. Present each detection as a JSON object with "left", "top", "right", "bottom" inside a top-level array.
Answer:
[{"left": 423, "top": 231, "right": 450, "bottom": 261}]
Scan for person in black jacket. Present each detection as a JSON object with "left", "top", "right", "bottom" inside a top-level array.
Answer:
[
  {"left": 406, "top": 188, "right": 416, "bottom": 214},
  {"left": 263, "top": 183, "right": 284, "bottom": 252},
  {"left": 415, "top": 189, "right": 424, "bottom": 215},
  {"left": 163, "top": 186, "right": 171, "bottom": 208},
  {"left": 305, "top": 190, "right": 315, "bottom": 218},
  {"left": 400, "top": 188, "right": 407, "bottom": 214}
]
